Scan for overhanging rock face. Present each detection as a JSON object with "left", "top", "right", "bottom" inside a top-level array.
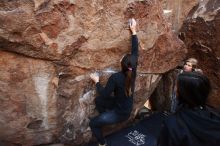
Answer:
[
  {"left": 179, "top": 0, "right": 220, "bottom": 109},
  {"left": 0, "top": 0, "right": 186, "bottom": 145}
]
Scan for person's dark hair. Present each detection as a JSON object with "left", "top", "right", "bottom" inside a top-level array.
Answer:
[
  {"left": 121, "top": 54, "right": 137, "bottom": 97},
  {"left": 177, "top": 72, "right": 211, "bottom": 108}
]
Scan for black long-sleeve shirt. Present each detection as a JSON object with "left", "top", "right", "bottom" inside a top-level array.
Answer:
[{"left": 96, "top": 35, "right": 138, "bottom": 115}]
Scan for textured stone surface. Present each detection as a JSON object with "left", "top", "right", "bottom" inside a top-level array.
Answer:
[
  {"left": 151, "top": 0, "right": 220, "bottom": 112},
  {"left": 179, "top": 0, "right": 220, "bottom": 109},
  {"left": 57, "top": 69, "right": 161, "bottom": 145},
  {"left": 0, "top": 51, "right": 58, "bottom": 145},
  {"left": 0, "top": 0, "right": 186, "bottom": 145},
  {"left": 160, "top": 0, "right": 199, "bottom": 31},
  {"left": 149, "top": 69, "right": 180, "bottom": 112},
  {"left": 0, "top": 0, "right": 185, "bottom": 74}
]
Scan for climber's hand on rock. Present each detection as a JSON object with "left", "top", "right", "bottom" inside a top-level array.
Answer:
[
  {"left": 90, "top": 73, "right": 99, "bottom": 84},
  {"left": 129, "top": 18, "right": 137, "bottom": 35}
]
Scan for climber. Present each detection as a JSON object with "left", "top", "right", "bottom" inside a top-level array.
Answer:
[
  {"left": 89, "top": 18, "right": 139, "bottom": 146},
  {"left": 157, "top": 72, "right": 220, "bottom": 146}
]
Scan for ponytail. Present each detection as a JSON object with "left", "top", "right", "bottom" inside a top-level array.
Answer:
[
  {"left": 125, "top": 70, "right": 132, "bottom": 97},
  {"left": 121, "top": 54, "right": 136, "bottom": 97}
]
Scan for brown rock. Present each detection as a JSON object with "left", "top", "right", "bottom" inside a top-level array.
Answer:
[
  {"left": 160, "top": 0, "right": 199, "bottom": 31},
  {"left": 57, "top": 0, "right": 186, "bottom": 145},
  {"left": 57, "top": 69, "right": 161, "bottom": 145},
  {"left": 0, "top": 0, "right": 185, "bottom": 71},
  {"left": 0, "top": 0, "right": 68, "bottom": 60},
  {"left": 0, "top": 51, "right": 58, "bottom": 145},
  {"left": 0, "top": 0, "right": 186, "bottom": 145},
  {"left": 179, "top": 0, "right": 220, "bottom": 109}
]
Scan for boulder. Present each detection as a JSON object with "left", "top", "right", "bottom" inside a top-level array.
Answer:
[
  {"left": 0, "top": 51, "right": 57, "bottom": 145},
  {"left": 160, "top": 0, "right": 199, "bottom": 31},
  {"left": 151, "top": 0, "right": 220, "bottom": 112},
  {"left": 179, "top": 0, "right": 220, "bottom": 109},
  {"left": 0, "top": 0, "right": 186, "bottom": 145}
]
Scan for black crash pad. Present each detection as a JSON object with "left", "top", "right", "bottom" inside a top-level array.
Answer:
[{"left": 87, "top": 112, "right": 167, "bottom": 146}]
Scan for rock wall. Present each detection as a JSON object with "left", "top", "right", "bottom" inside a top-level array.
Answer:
[
  {"left": 0, "top": 51, "right": 58, "bottom": 145},
  {"left": 0, "top": 0, "right": 185, "bottom": 145},
  {"left": 152, "top": 0, "right": 220, "bottom": 112},
  {"left": 160, "top": 0, "right": 199, "bottom": 31},
  {"left": 179, "top": 0, "right": 220, "bottom": 109}
]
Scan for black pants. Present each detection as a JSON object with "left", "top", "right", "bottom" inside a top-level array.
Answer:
[{"left": 89, "top": 96, "right": 129, "bottom": 145}]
